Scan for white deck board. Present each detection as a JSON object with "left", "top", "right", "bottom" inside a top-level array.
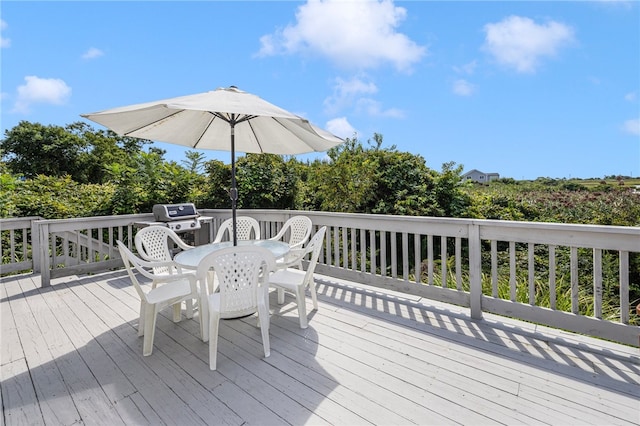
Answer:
[{"left": 1, "top": 270, "right": 639, "bottom": 426}]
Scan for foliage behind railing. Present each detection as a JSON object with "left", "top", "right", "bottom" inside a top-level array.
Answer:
[{"left": 1, "top": 210, "right": 638, "bottom": 346}]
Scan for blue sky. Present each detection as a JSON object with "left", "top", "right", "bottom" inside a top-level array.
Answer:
[{"left": 1, "top": 0, "right": 638, "bottom": 180}]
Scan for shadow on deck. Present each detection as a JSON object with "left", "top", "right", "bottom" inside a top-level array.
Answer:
[{"left": 1, "top": 270, "right": 639, "bottom": 425}]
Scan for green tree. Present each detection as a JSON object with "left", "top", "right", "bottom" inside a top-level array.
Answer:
[
  {"left": 201, "top": 159, "right": 232, "bottom": 209},
  {"left": 9, "top": 174, "right": 115, "bottom": 218},
  {"left": 182, "top": 150, "right": 207, "bottom": 174},
  {"left": 1, "top": 121, "right": 151, "bottom": 184},
  {"left": 303, "top": 134, "right": 440, "bottom": 216},
  {"left": 236, "top": 153, "right": 298, "bottom": 209},
  {"left": 1, "top": 121, "right": 88, "bottom": 181},
  {"left": 431, "top": 161, "right": 472, "bottom": 217}
]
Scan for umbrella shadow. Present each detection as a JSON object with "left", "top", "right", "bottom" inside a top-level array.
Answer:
[{"left": 0, "top": 271, "right": 339, "bottom": 425}]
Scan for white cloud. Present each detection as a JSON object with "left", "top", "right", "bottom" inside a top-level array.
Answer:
[
  {"left": 356, "top": 97, "right": 404, "bottom": 118},
  {"left": 622, "top": 118, "right": 640, "bottom": 136},
  {"left": 1, "top": 19, "right": 10, "bottom": 48},
  {"left": 324, "top": 76, "right": 378, "bottom": 114},
  {"left": 624, "top": 92, "right": 637, "bottom": 102},
  {"left": 13, "top": 76, "right": 72, "bottom": 114},
  {"left": 257, "top": 0, "right": 426, "bottom": 72},
  {"left": 482, "top": 15, "right": 575, "bottom": 73},
  {"left": 324, "top": 75, "right": 403, "bottom": 118},
  {"left": 452, "top": 79, "right": 476, "bottom": 96},
  {"left": 453, "top": 61, "right": 477, "bottom": 75},
  {"left": 82, "top": 47, "right": 104, "bottom": 59},
  {"left": 326, "top": 117, "right": 356, "bottom": 138}
]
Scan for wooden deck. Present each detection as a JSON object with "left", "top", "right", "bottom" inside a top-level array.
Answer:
[{"left": 1, "top": 270, "right": 639, "bottom": 425}]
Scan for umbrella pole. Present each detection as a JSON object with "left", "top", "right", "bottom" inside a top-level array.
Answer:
[{"left": 230, "top": 121, "right": 238, "bottom": 246}]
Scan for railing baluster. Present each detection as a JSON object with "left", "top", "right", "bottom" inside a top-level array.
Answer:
[
  {"left": 333, "top": 226, "right": 339, "bottom": 268},
  {"left": 9, "top": 229, "right": 16, "bottom": 263},
  {"left": 390, "top": 231, "right": 397, "bottom": 279},
  {"left": 593, "top": 248, "right": 603, "bottom": 319},
  {"left": 381, "top": 231, "right": 387, "bottom": 277},
  {"left": 414, "top": 233, "right": 421, "bottom": 284},
  {"left": 528, "top": 243, "right": 535, "bottom": 305},
  {"left": 360, "top": 228, "right": 366, "bottom": 273},
  {"left": 350, "top": 227, "right": 356, "bottom": 271},
  {"left": 491, "top": 240, "right": 498, "bottom": 297},
  {"left": 571, "top": 247, "right": 579, "bottom": 314},
  {"left": 441, "top": 236, "right": 447, "bottom": 288},
  {"left": 427, "top": 234, "right": 434, "bottom": 286},
  {"left": 509, "top": 241, "right": 516, "bottom": 301},
  {"left": 619, "top": 250, "right": 629, "bottom": 324},
  {"left": 455, "top": 236, "right": 462, "bottom": 291},
  {"left": 370, "top": 230, "right": 376, "bottom": 275},
  {"left": 402, "top": 232, "right": 409, "bottom": 282},
  {"left": 342, "top": 226, "right": 348, "bottom": 269},
  {"left": 549, "top": 245, "right": 556, "bottom": 309}
]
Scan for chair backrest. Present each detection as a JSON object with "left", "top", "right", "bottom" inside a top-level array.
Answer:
[
  {"left": 117, "top": 240, "right": 151, "bottom": 302},
  {"left": 279, "top": 216, "right": 312, "bottom": 249},
  {"left": 301, "top": 226, "right": 327, "bottom": 285},
  {"left": 213, "top": 216, "right": 260, "bottom": 242},
  {"left": 196, "top": 246, "right": 276, "bottom": 318},
  {"left": 135, "top": 226, "right": 190, "bottom": 275}
]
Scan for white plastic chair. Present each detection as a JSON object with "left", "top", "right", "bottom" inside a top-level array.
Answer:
[
  {"left": 135, "top": 225, "right": 196, "bottom": 317},
  {"left": 268, "top": 226, "right": 327, "bottom": 329},
  {"left": 117, "top": 241, "right": 199, "bottom": 356},
  {"left": 196, "top": 245, "right": 276, "bottom": 370},
  {"left": 269, "top": 215, "right": 312, "bottom": 269},
  {"left": 212, "top": 216, "right": 260, "bottom": 243}
]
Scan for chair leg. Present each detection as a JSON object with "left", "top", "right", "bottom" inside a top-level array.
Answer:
[
  {"left": 207, "top": 270, "right": 215, "bottom": 294},
  {"left": 208, "top": 311, "right": 220, "bottom": 370},
  {"left": 172, "top": 302, "right": 181, "bottom": 322},
  {"left": 200, "top": 294, "right": 209, "bottom": 342},
  {"left": 257, "top": 303, "right": 271, "bottom": 358},
  {"left": 309, "top": 279, "right": 319, "bottom": 310},
  {"left": 138, "top": 300, "right": 145, "bottom": 337},
  {"left": 185, "top": 299, "right": 194, "bottom": 319},
  {"left": 277, "top": 287, "right": 285, "bottom": 304},
  {"left": 143, "top": 305, "right": 157, "bottom": 356},
  {"left": 295, "top": 287, "right": 308, "bottom": 329}
]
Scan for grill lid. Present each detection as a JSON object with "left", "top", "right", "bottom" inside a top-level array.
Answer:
[{"left": 153, "top": 203, "right": 198, "bottom": 221}]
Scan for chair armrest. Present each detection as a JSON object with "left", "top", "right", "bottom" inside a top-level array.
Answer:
[
  {"left": 172, "top": 237, "right": 194, "bottom": 252},
  {"left": 132, "top": 258, "right": 180, "bottom": 280},
  {"left": 275, "top": 248, "right": 306, "bottom": 269},
  {"left": 268, "top": 226, "right": 289, "bottom": 242}
]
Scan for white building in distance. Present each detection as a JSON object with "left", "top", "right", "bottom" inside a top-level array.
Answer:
[{"left": 462, "top": 169, "right": 500, "bottom": 183}]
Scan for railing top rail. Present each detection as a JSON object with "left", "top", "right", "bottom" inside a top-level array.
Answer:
[
  {"left": 0, "top": 216, "right": 44, "bottom": 222},
  {"left": 33, "top": 213, "right": 153, "bottom": 225}
]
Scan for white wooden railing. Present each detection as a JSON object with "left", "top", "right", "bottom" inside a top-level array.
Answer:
[{"left": 1, "top": 210, "right": 639, "bottom": 346}]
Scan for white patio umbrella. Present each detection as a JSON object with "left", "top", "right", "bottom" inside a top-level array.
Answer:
[{"left": 82, "top": 86, "right": 343, "bottom": 244}]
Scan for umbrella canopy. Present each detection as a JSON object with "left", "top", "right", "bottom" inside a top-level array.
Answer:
[{"left": 82, "top": 86, "right": 343, "bottom": 244}]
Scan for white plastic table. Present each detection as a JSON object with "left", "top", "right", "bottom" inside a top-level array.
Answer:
[
  {"left": 174, "top": 239, "right": 289, "bottom": 327},
  {"left": 174, "top": 239, "right": 290, "bottom": 269}
]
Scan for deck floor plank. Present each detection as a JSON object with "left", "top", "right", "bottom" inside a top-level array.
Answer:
[
  {"left": 226, "top": 315, "right": 410, "bottom": 426},
  {"left": 94, "top": 271, "right": 290, "bottom": 426},
  {"left": 270, "top": 297, "right": 553, "bottom": 425},
  {"left": 16, "top": 276, "right": 127, "bottom": 426},
  {"left": 65, "top": 274, "right": 225, "bottom": 426},
  {"left": 2, "top": 275, "right": 82, "bottom": 426},
  {"left": 314, "top": 278, "right": 640, "bottom": 424},
  {"left": 2, "top": 270, "right": 639, "bottom": 426}
]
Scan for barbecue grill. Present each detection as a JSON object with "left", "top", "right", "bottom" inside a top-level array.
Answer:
[
  {"left": 152, "top": 203, "right": 201, "bottom": 232},
  {"left": 134, "top": 203, "right": 214, "bottom": 245}
]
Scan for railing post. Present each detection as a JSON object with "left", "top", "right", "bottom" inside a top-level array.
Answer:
[
  {"left": 469, "top": 222, "right": 482, "bottom": 320},
  {"left": 31, "top": 218, "right": 41, "bottom": 273},
  {"left": 38, "top": 221, "right": 51, "bottom": 287}
]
